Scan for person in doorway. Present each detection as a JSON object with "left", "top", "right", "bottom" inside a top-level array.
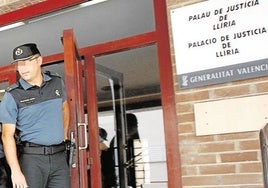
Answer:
[
  {"left": 0, "top": 43, "right": 70, "bottom": 188},
  {"left": 125, "top": 113, "right": 140, "bottom": 188},
  {"left": 126, "top": 113, "right": 140, "bottom": 141},
  {"left": 99, "top": 127, "right": 119, "bottom": 188},
  {"left": 107, "top": 113, "right": 141, "bottom": 188},
  {"left": 0, "top": 124, "right": 12, "bottom": 188},
  {"left": 99, "top": 127, "right": 109, "bottom": 151},
  {"left": 88, "top": 127, "right": 111, "bottom": 188}
]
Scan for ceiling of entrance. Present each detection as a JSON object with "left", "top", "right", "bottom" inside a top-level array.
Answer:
[{"left": 0, "top": 0, "right": 161, "bottom": 110}]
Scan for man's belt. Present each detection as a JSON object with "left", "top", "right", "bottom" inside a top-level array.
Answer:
[{"left": 22, "top": 142, "right": 65, "bottom": 155}]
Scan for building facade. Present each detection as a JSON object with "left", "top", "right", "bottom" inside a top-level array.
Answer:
[{"left": 0, "top": 0, "right": 265, "bottom": 187}]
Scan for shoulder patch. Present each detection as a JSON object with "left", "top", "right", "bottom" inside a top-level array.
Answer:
[
  {"left": 45, "top": 71, "right": 61, "bottom": 78},
  {"left": 6, "top": 83, "right": 19, "bottom": 92}
]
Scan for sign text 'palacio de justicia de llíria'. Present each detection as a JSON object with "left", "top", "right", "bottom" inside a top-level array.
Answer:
[{"left": 171, "top": 0, "right": 268, "bottom": 89}]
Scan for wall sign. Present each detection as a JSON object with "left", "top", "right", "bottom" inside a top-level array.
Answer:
[
  {"left": 171, "top": 0, "right": 268, "bottom": 89},
  {"left": 194, "top": 94, "right": 268, "bottom": 136}
]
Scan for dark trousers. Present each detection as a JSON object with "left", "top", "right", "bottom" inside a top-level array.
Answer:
[
  {"left": 20, "top": 151, "right": 70, "bottom": 188},
  {"left": 0, "top": 157, "right": 12, "bottom": 188}
]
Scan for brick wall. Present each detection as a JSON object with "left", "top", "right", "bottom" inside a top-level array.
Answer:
[
  {"left": 0, "top": 0, "right": 44, "bottom": 14},
  {"left": 167, "top": 0, "right": 265, "bottom": 187}
]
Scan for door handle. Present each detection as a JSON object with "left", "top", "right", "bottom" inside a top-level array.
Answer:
[
  {"left": 69, "top": 131, "right": 77, "bottom": 168},
  {"left": 78, "top": 122, "right": 88, "bottom": 150}
]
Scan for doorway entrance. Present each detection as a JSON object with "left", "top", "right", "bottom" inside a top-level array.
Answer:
[{"left": 62, "top": 29, "right": 168, "bottom": 187}]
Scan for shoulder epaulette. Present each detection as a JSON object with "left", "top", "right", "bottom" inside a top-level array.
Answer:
[
  {"left": 45, "top": 71, "right": 62, "bottom": 78},
  {"left": 6, "top": 83, "right": 19, "bottom": 92}
]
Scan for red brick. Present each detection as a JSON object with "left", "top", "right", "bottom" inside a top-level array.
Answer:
[
  {"left": 199, "top": 164, "right": 236, "bottom": 175},
  {"left": 216, "top": 132, "right": 259, "bottom": 141},
  {"left": 177, "top": 112, "right": 194, "bottom": 123},
  {"left": 176, "top": 103, "right": 192, "bottom": 113},
  {"left": 179, "top": 144, "right": 199, "bottom": 156},
  {"left": 181, "top": 166, "right": 198, "bottom": 176},
  {"left": 238, "top": 162, "right": 262, "bottom": 173},
  {"left": 178, "top": 123, "right": 194, "bottom": 134},
  {"left": 183, "top": 175, "right": 219, "bottom": 186},
  {"left": 176, "top": 90, "right": 209, "bottom": 102},
  {"left": 214, "top": 85, "right": 250, "bottom": 98},
  {"left": 256, "top": 82, "right": 268, "bottom": 92},
  {"left": 239, "top": 140, "right": 260, "bottom": 150},
  {"left": 179, "top": 133, "right": 215, "bottom": 143},
  {"left": 198, "top": 142, "right": 235, "bottom": 153},
  {"left": 221, "top": 174, "right": 263, "bottom": 184},
  {"left": 221, "top": 152, "right": 258, "bottom": 163},
  {"left": 181, "top": 154, "right": 217, "bottom": 165}
]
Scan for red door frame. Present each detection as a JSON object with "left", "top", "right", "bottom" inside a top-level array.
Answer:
[
  {"left": 0, "top": 0, "right": 182, "bottom": 187},
  {"left": 0, "top": 0, "right": 87, "bottom": 27},
  {"left": 84, "top": 54, "right": 102, "bottom": 188},
  {"left": 63, "top": 30, "right": 89, "bottom": 188},
  {"left": 0, "top": 65, "right": 17, "bottom": 85}
]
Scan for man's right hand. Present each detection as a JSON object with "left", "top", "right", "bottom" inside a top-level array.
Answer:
[{"left": 11, "top": 170, "right": 28, "bottom": 188}]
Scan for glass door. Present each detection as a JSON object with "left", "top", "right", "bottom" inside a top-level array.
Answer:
[
  {"left": 63, "top": 29, "right": 129, "bottom": 188},
  {"left": 94, "top": 45, "right": 168, "bottom": 188},
  {"left": 84, "top": 56, "right": 129, "bottom": 188},
  {"left": 96, "top": 64, "right": 128, "bottom": 188}
]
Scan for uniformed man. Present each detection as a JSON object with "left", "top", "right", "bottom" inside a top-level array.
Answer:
[{"left": 0, "top": 43, "right": 70, "bottom": 188}]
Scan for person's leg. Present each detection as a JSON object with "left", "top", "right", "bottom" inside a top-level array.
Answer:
[
  {"left": 20, "top": 154, "right": 49, "bottom": 188},
  {"left": 2, "top": 158, "right": 11, "bottom": 188},
  {"left": 47, "top": 152, "right": 70, "bottom": 188},
  {"left": 0, "top": 163, "right": 7, "bottom": 188},
  {"left": 0, "top": 158, "right": 12, "bottom": 188}
]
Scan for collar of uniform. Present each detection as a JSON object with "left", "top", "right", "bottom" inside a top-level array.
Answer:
[
  {"left": 19, "top": 72, "right": 52, "bottom": 90},
  {"left": 43, "top": 72, "right": 52, "bottom": 82}
]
